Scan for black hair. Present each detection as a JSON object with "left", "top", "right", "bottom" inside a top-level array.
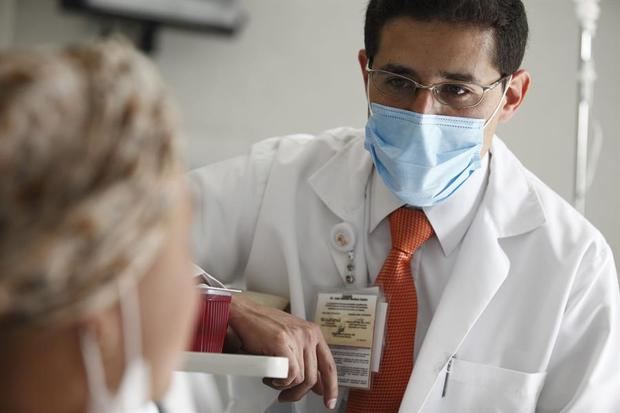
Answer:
[{"left": 364, "top": 0, "right": 528, "bottom": 76}]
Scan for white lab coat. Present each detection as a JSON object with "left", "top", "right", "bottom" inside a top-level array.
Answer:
[{"left": 190, "top": 127, "right": 620, "bottom": 412}]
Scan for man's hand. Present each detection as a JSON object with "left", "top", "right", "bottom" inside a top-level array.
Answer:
[{"left": 227, "top": 295, "right": 338, "bottom": 410}]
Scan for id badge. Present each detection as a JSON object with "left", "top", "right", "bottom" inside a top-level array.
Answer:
[{"left": 314, "top": 289, "right": 383, "bottom": 389}]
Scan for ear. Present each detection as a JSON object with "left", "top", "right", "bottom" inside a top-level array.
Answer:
[
  {"left": 498, "top": 69, "right": 531, "bottom": 123},
  {"left": 358, "top": 49, "right": 369, "bottom": 91}
]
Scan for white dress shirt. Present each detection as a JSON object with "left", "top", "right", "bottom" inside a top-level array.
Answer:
[{"left": 364, "top": 153, "right": 490, "bottom": 358}]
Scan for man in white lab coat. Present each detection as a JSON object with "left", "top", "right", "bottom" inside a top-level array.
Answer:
[{"left": 190, "top": 0, "right": 620, "bottom": 411}]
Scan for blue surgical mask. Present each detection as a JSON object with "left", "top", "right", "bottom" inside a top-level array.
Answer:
[{"left": 364, "top": 80, "right": 509, "bottom": 207}]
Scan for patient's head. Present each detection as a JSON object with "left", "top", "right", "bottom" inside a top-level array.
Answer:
[{"left": 0, "top": 40, "right": 198, "bottom": 412}]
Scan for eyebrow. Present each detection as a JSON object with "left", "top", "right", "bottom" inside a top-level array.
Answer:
[
  {"left": 377, "top": 63, "right": 479, "bottom": 84},
  {"left": 439, "top": 70, "right": 478, "bottom": 83}
]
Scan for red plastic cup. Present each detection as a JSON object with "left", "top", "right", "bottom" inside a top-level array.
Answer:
[{"left": 190, "top": 285, "right": 232, "bottom": 353}]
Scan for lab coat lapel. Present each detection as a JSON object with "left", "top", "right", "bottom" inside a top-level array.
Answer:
[
  {"left": 400, "top": 209, "right": 509, "bottom": 412},
  {"left": 399, "top": 138, "right": 546, "bottom": 412},
  {"left": 308, "top": 135, "right": 372, "bottom": 223},
  {"left": 309, "top": 134, "right": 373, "bottom": 283}
]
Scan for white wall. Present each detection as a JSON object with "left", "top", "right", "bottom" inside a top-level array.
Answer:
[
  {"left": 509, "top": 1, "right": 620, "bottom": 266},
  {"left": 0, "top": 0, "right": 15, "bottom": 48},
  {"left": 3, "top": 0, "right": 619, "bottom": 263},
  {"left": 154, "top": 0, "right": 369, "bottom": 165}
]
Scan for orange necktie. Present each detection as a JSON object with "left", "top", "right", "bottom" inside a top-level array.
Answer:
[{"left": 346, "top": 207, "right": 434, "bottom": 413}]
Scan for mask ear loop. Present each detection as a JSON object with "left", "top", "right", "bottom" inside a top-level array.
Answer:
[
  {"left": 366, "top": 67, "right": 375, "bottom": 117},
  {"left": 117, "top": 277, "right": 143, "bottom": 369},
  {"left": 483, "top": 75, "right": 513, "bottom": 129},
  {"left": 80, "top": 324, "right": 113, "bottom": 412},
  {"left": 116, "top": 277, "right": 151, "bottom": 410},
  {"left": 79, "top": 278, "right": 144, "bottom": 412}
]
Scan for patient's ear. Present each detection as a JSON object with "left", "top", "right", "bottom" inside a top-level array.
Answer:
[{"left": 498, "top": 69, "right": 531, "bottom": 123}]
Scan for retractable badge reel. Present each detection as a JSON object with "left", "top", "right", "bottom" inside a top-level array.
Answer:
[
  {"left": 330, "top": 222, "right": 357, "bottom": 285},
  {"left": 320, "top": 223, "right": 389, "bottom": 389},
  {"left": 318, "top": 223, "right": 381, "bottom": 390}
]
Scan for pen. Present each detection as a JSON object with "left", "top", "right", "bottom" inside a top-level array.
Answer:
[{"left": 442, "top": 355, "right": 455, "bottom": 398}]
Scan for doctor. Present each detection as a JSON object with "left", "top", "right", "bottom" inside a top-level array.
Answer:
[{"left": 191, "top": 0, "right": 620, "bottom": 411}]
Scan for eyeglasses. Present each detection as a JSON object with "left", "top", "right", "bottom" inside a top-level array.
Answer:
[{"left": 366, "top": 65, "right": 509, "bottom": 109}]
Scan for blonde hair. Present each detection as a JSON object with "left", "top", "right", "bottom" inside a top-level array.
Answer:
[{"left": 0, "top": 40, "right": 182, "bottom": 327}]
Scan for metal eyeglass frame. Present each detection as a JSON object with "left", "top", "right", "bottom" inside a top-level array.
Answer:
[{"left": 365, "top": 64, "right": 510, "bottom": 109}]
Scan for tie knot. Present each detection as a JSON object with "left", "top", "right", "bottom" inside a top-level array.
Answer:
[{"left": 388, "top": 207, "right": 434, "bottom": 256}]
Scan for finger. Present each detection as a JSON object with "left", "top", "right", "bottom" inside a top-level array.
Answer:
[
  {"left": 278, "top": 346, "right": 318, "bottom": 402},
  {"left": 272, "top": 338, "right": 301, "bottom": 388},
  {"left": 223, "top": 327, "right": 243, "bottom": 353},
  {"left": 312, "top": 374, "right": 324, "bottom": 396},
  {"left": 263, "top": 377, "right": 289, "bottom": 390},
  {"left": 316, "top": 339, "right": 338, "bottom": 409},
  {"left": 263, "top": 376, "right": 299, "bottom": 390}
]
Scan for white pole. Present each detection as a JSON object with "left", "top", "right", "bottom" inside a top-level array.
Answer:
[{"left": 573, "top": 0, "right": 600, "bottom": 214}]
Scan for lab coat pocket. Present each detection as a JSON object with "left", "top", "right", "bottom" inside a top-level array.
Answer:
[{"left": 422, "top": 358, "right": 546, "bottom": 413}]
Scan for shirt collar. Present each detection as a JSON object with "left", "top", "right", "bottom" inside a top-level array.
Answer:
[{"left": 369, "top": 153, "right": 490, "bottom": 256}]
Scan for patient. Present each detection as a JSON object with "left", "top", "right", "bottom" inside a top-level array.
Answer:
[{"left": 0, "top": 40, "right": 198, "bottom": 412}]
